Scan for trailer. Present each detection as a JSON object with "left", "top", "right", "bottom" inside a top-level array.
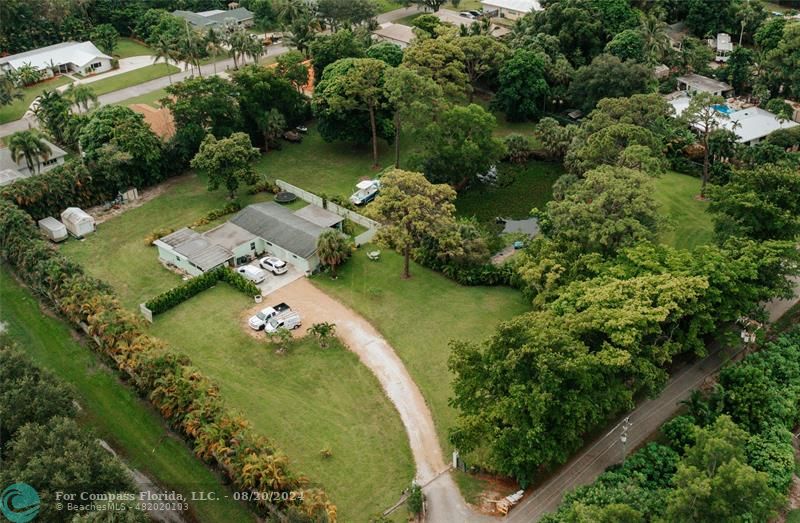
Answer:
[
  {"left": 60, "top": 207, "right": 96, "bottom": 238},
  {"left": 37, "top": 216, "right": 68, "bottom": 243}
]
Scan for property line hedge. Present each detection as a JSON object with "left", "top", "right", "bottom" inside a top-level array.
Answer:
[
  {"left": 145, "top": 266, "right": 259, "bottom": 316},
  {"left": 0, "top": 199, "right": 335, "bottom": 521}
]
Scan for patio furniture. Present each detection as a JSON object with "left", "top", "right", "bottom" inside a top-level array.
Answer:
[{"left": 367, "top": 250, "right": 381, "bottom": 261}]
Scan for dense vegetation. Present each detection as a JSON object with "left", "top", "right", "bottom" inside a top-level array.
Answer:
[
  {"left": 144, "top": 266, "right": 260, "bottom": 315},
  {"left": 542, "top": 328, "right": 800, "bottom": 522}
]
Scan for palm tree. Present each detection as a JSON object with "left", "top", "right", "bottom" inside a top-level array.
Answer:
[
  {"left": 316, "top": 230, "right": 351, "bottom": 278},
  {"left": 152, "top": 36, "right": 179, "bottom": 84},
  {"left": 285, "top": 14, "right": 318, "bottom": 58},
  {"left": 226, "top": 29, "right": 251, "bottom": 69},
  {"left": 205, "top": 27, "right": 222, "bottom": 75},
  {"left": 180, "top": 22, "right": 203, "bottom": 77},
  {"left": 639, "top": 13, "right": 671, "bottom": 65},
  {"left": 65, "top": 83, "right": 98, "bottom": 113},
  {"left": 245, "top": 38, "right": 265, "bottom": 65},
  {"left": 255, "top": 108, "right": 286, "bottom": 152},
  {"left": 8, "top": 129, "right": 52, "bottom": 174},
  {"left": 34, "top": 89, "right": 71, "bottom": 144}
]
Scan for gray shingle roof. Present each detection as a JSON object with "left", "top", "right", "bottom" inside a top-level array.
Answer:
[
  {"left": 158, "top": 227, "right": 233, "bottom": 271},
  {"left": 173, "top": 7, "right": 253, "bottom": 28},
  {"left": 231, "top": 202, "right": 325, "bottom": 259}
]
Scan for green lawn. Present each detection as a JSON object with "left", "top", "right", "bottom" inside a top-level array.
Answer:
[
  {"left": 148, "top": 285, "right": 414, "bottom": 521},
  {"left": 0, "top": 75, "right": 72, "bottom": 124},
  {"left": 115, "top": 87, "right": 169, "bottom": 108},
  {"left": 60, "top": 174, "right": 272, "bottom": 309},
  {"left": 788, "top": 509, "right": 800, "bottom": 523},
  {"left": 115, "top": 37, "right": 153, "bottom": 58},
  {"left": 653, "top": 171, "right": 714, "bottom": 250},
  {"left": 0, "top": 268, "right": 255, "bottom": 523},
  {"left": 254, "top": 123, "right": 396, "bottom": 199},
  {"left": 455, "top": 161, "right": 563, "bottom": 223},
  {"left": 87, "top": 64, "right": 180, "bottom": 97},
  {"left": 313, "top": 248, "right": 530, "bottom": 453}
]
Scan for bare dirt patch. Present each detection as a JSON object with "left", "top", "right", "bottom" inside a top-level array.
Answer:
[{"left": 87, "top": 174, "right": 194, "bottom": 224}]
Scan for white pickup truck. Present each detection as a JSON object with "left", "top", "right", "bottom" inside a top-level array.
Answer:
[{"left": 248, "top": 302, "right": 290, "bottom": 330}]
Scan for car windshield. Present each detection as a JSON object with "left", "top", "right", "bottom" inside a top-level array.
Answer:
[
  {"left": 267, "top": 318, "right": 279, "bottom": 327},
  {"left": 256, "top": 312, "right": 267, "bottom": 320}
]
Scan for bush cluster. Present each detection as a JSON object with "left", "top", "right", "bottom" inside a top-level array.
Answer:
[{"left": 145, "top": 266, "right": 259, "bottom": 315}]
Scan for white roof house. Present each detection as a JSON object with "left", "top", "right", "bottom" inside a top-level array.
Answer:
[
  {"left": 481, "top": 0, "right": 542, "bottom": 19},
  {"left": 0, "top": 41, "right": 113, "bottom": 78},
  {"left": 372, "top": 23, "right": 416, "bottom": 48},
  {"left": 0, "top": 138, "right": 68, "bottom": 186},
  {"left": 677, "top": 74, "right": 734, "bottom": 97},
  {"left": 669, "top": 92, "right": 799, "bottom": 146}
]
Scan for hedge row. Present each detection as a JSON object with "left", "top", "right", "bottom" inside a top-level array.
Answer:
[
  {"left": 0, "top": 199, "right": 335, "bottom": 521},
  {"left": 145, "top": 266, "right": 259, "bottom": 316}
]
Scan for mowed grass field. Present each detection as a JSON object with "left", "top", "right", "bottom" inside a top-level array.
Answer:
[
  {"left": 456, "top": 161, "right": 563, "bottom": 222},
  {"left": 148, "top": 285, "right": 414, "bottom": 520},
  {"left": 115, "top": 38, "right": 153, "bottom": 58},
  {"left": 653, "top": 171, "right": 714, "bottom": 250},
  {"left": 0, "top": 268, "right": 256, "bottom": 523},
  {"left": 313, "top": 249, "right": 531, "bottom": 452}
]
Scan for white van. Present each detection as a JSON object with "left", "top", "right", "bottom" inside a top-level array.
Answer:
[
  {"left": 236, "top": 265, "right": 268, "bottom": 284},
  {"left": 264, "top": 311, "right": 302, "bottom": 333}
]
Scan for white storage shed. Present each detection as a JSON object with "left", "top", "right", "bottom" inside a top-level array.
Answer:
[
  {"left": 38, "top": 217, "right": 68, "bottom": 242},
  {"left": 60, "top": 207, "right": 96, "bottom": 238}
]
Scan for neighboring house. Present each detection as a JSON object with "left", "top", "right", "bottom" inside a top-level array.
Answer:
[
  {"left": 676, "top": 73, "right": 734, "bottom": 97},
  {"left": 372, "top": 23, "right": 416, "bottom": 48},
  {"left": 155, "top": 202, "right": 344, "bottom": 276},
  {"left": 430, "top": 9, "right": 511, "bottom": 37},
  {"left": 172, "top": 7, "right": 254, "bottom": 29},
  {"left": 666, "top": 21, "right": 689, "bottom": 50},
  {"left": 129, "top": 104, "right": 176, "bottom": 140},
  {"left": 480, "top": 0, "right": 542, "bottom": 19},
  {"left": 669, "top": 92, "right": 799, "bottom": 146},
  {"left": 0, "top": 41, "right": 112, "bottom": 79},
  {"left": 0, "top": 138, "right": 68, "bottom": 186}
]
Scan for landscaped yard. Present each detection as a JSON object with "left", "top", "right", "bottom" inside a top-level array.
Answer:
[
  {"left": 313, "top": 248, "right": 531, "bottom": 453},
  {"left": 0, "top": 268, "right": 255, "bottom": 523},
  {"left": 455, "top": 161, "right": 563, "bottom": 223},
  {"left": 0, "top": 75, "right": 72, "bottom": 123},
  {"left": 254, "top": 123, "right": 395, "bottom": 199},
  {"left": 148, "top": 285, "right": 414, "bottom": 521},
  {"left": 87, "top": 63, "right": 180, "bottom": 97},
  {"left": 114, "top": 37, "right": 153, "bottom": 58},
  {"left": 653, "top": 171, "right": 714, "bottom": 250},
  {"left": 60, "top": 174, "right": 273, "bottom": 309}
]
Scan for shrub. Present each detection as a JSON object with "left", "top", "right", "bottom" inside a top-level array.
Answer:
[
  {"left": 145, "top": 266, "right": 259, "bottom": 315},
  {"left": 503, "top": 134, "right": 533, "bottom": 164},
  {"left": 144, "top": 227, "right": 175, "bottom": 246},
  {"left": 407, "top": 484, "right": 424, "bottom": 515}
]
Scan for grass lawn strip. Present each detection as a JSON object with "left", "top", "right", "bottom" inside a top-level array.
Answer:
[
  {"left": 0, "top": 76, "right": 72, "bottom": 124},
  {"left": 87, "top": 63, "right": 180, "bottom": 97},
  {"left": 0, "top": 267, "right": 255, "bottom": 523},
  {"left": 652, "top": 171, "right": 714, "bottom": 250}
]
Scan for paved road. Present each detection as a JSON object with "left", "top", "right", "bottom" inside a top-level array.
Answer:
[
  {"left": 507, "top": 278, "right": 800, "bottom": 521},
  {"left": 0, "top": 6, "right": 423, "bottom": 139}
]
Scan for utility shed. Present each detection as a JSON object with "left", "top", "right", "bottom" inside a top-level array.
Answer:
[
  {"left": 60, "top": 207, "right": 95, "bottom": 238},
  {"left": 38, "top": 217, "right": 68, "bottom": 242}
]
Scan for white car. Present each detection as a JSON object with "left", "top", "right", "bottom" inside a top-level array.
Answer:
[
  {"left": 248, "top": 302, "right": 290, "bottom": 330},
  {"left": 236, "top": 265, "right": 268, "bottom": 284},
  {"left": 259, "top": 256, "right": 288, "bottom": 275}
]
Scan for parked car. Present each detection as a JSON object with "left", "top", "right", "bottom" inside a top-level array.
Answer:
[
  {"left": 468, "top": 9, "right": 482, "bottom": 17},
  {"left": 248, "top": 302, "right": 290, "bottom": 330},
  {"left": 236, "top": 265, "right": 268, "bottom": 284},
  {"left": 459, "top": 11, "right": 477, "bottom": 18},
  {"left": 349, "top": 179, "right": 380, "bottom": 206},
  {"left": 259, "top": 256, "right": 288, "bottom": 275},
  {"left": 265, "top": 310, "right": 302, "bottom": 333}
]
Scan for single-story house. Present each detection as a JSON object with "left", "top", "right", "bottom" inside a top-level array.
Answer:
[
  {"left": 676, "top": 73, "right": 734, "bottom": 97},
  {"left": 173, "top": 7, "right": 254, "bottom": 29},
  {"left": 0, "top": 41, "right": 112, "bottom": 79},
  {"left": 669, "top": 92, "right": 799, "bottom": 146},
  {"left": 372, "top": 23, "right": 416, "bottom": 48},
  {"left": 666, "top": 21, "right": 689, "bottom": 50},
  {"left": 155, "top": 202, "right": 344, "bottom": 276},
  {"left": 430, "top": 9, "right": 511, "bottom": 37},
  {"left": 0, "top": 138, "right": 68, "bottom": 186},
  {"left": 480, "top": 0, "right": 542, "bottom": 19}
]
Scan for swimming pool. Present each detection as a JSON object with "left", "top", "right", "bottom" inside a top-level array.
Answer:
[{"left": 713, "top": 104, "right": 734, "bottom": 115}]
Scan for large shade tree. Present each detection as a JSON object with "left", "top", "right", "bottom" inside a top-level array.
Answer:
[
  {"left": 368, "top": 169, "right": 459, "bottom": 278},
  {"left": 190, "top": 132, "right": 259, "bottom": 198}
]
